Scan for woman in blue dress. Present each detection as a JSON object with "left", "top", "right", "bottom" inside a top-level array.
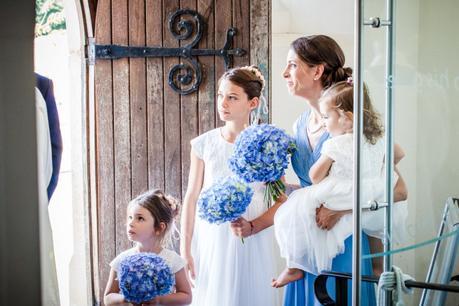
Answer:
[{"left": 280, "top": 35, "right": 376, "bottom": 306}]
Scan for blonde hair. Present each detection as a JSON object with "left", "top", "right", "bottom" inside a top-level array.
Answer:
[{"left": 321, "top": 81, "right": 384, "bottom": 144}]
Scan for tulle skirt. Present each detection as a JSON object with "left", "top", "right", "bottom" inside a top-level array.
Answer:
[
  {"left": 275, "top": 183, "right": 409, "bottom": 275},
  {"left": 191, "top": 190, "right": 280, "bottom": 306},
  {"left": 274, "top": 187, "right": 353, "bottom": 274}
]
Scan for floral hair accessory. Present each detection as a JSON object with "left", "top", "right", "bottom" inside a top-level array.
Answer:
[
  {"left": 241, "top": 65, "right": 266, "bottom": 90},
  {"left": 346, "top": 76, "right": 353, "bottom": 85}
]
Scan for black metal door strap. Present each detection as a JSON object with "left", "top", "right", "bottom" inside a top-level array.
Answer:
[{"left": 91, "top": 9, "right": 246, "bottom": 95}]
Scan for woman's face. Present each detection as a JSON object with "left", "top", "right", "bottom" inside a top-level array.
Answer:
[
  {"left": 217, "top": 79, "right": 257, "bottom": 123},
  {"left": 283, "top": 49, "right": 320, "bottom": 99}
]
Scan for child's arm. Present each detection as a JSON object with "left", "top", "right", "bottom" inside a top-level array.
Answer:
[
  {"left": 103, "top": 269, "right": 126, "bottom": 305},
  {"left": 179, "top": 150, "right": 204, "bottom": 281},
  {"left": 145, "top": 269, "right": 192, "bottom": 305},
  {"left": 394, "top": 143, "right": 405, "bottom": 165},
  {"left": 309, "top": 155, "right": 334, "bottom": 184},
  {"left": 231, "top": 191, "right": 288, "bottom": 237},
  {"left": 394, "top": 166, "right": 408, "bottom": 201}
]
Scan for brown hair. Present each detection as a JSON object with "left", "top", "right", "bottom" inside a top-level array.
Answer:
[
  {"left": 322, "top": 81, "right": 384, "bottom": 144},
  {"left": 218, "top": 65, "right": 264, "bottom": 99},
  {"left": 291, "top": 35, "right": 352, "bottom": 89},
  {"left": 129, "top": 189, "right": 180, "bottom": 243}
]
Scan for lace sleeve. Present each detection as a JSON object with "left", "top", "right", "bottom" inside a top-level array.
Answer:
[
  {"left": 320, "top": 138, "right": 338, "bottom": 161},
  {"left": 190, "top": 133, "right": 206, "bottom": 160},
  {"left": 160, "top": 249, "right": 186, "bottom": 274}
]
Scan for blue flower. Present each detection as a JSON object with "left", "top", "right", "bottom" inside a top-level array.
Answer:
[
  {"left": 228, "top": 124, "right": 296, "bottom": 206},
  {"left": 198, "top": 175, "right": 253, "bottom": 224},
  {"left": 228, "top": 124, "right": 296, "bottom": 183},
  {"left": 119, "top": 253, "right": 175, "bottom": 304}
]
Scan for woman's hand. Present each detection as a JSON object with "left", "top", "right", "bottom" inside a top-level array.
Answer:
[
  {"left": 230, "top": 217, "right": 253, "bottom": 238},
  {"left": 315, "top": 205, "right": 347, "bottom": 230}
]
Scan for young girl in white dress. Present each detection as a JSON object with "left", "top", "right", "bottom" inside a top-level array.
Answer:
[
  {"left": 273, "top": 80, "right": 389, "bottom": 287},
  {"left": 104, "top": 189, "right": 192, "bottom": 305},
  {"left": 180, "top": 66, "right": 281, "bottom": 306}
]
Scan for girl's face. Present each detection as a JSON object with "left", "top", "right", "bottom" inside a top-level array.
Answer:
[
  {"left": 319, "top": 98, "right": 352, "bottom": 137},
  {"left": 126, "top": 203, "right": 158, "bottom": 243},
  {"left": 283, "top": 49, "right": 321, "bottom": 99},
  {"left": 217, "top": 79, "right": 258, "bottom": 123}
]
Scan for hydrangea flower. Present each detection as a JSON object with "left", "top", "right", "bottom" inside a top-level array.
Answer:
[
  {"left": 228, "top": 124, "right": 296, "bottom": 206},
  {"left": 198, "top": 175, "right": 253, "bottom": 224},
  {"left": 119, "top": 253, "right": 175, "bottom": 304}
]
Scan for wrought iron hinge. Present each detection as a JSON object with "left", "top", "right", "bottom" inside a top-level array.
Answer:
[{"left": 89, "top": 9, "right": 246, "bottom": 95}]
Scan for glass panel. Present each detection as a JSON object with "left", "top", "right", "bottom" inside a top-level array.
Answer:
[
  {"left": 272, "top": 1, "right": 367, "bottom": 304},
  {"left": 364, "top": 0, "right": 459, "bottom": 305}
]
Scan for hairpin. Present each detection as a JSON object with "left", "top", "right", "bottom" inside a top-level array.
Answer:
[{"left": 346, "top": 76, "right": 353, "bottom": 85}]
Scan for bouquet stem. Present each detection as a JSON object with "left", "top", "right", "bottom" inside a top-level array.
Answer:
[{"left": 264, "top": 179, "right": 286, "bottom": 208}]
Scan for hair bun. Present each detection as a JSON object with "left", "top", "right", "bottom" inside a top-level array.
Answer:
[
  {"left": 241, "top": 65, "right": 265, "bottom": 90},
  {"left": 165, "top": 194, "right": 180, "bottom": 218}
]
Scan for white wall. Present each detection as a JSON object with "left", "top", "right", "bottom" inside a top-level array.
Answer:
[
  {"left": 272, "top": 1, "right": 459, "bottom": 305},
  {"left": 272, "top": 0, "right": 354, "bottom": 183}
]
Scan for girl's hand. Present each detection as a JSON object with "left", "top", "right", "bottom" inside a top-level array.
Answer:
[
  {"left": 230, "top": 217, "right": 252, "bottom": 238},
  {"left": 182, "top": 254, "right": 196, "bottom": 285},
  {"left": 141, "top": 296, "right": 160, "bottom": 305},
  {"left": 315, "top": 204, "right": 346, "bottom": 230}
]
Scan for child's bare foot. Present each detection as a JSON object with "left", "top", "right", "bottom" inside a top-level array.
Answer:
[{"left": 271, "top": 268, "right": 304, "bottom": 288}]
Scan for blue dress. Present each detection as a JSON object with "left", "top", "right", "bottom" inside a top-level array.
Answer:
[{"left": 284, "top": 110, "right": 376, "bottom": 306}]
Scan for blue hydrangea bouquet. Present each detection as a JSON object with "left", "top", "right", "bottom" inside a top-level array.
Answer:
[
  {"left": 119, "top": 253, "right": 175, "bottom": 304},
  {"left": 198, "top": 175, "right": 253, "bottom": 224},
  {"left": 228, "top": 124, "right": 296, "bottom": 207}
]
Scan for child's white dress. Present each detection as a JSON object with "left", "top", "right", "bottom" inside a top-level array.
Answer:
[
  {"left": 110, "top": 247, "right": 185, "bottom": 275},
  {"left": 274, "top": 133, "right": 405, "bottom": 274},
  {"left": 190, "top": 128, "right": 279, "bottom": 306}
]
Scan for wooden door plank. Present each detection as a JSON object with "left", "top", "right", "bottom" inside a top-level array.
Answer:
[
  {"left": 146, "top": 0, "right": 165, "bottom": 191},
  {"left": 180, "top": 0, "right": 199, "bottom": 198},
  {"left": 197, "top": 0, "right": 215, "bottom": 134},
  {"left": 214, "top": 0, "right": 231, "bottom": 127},
  {"left": 94, "top": 0, "right": 113, "bottom": 301},
  {"left": 233, "top": 0, "right": 250, "bottom": 67},
  {"left": 129, "top": 0, "right": 149, "bottom": 197},
  {"left": 112, "top": 0, "right": 131, "bottom": 255},
  {"left": 250, "top": 0, "right": 270, "bottom": 122},
  {"left": 163, "top": 0, "right": 182, "bottom": 199}
]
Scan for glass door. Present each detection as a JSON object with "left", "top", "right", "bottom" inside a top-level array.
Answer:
[{"left": 360, "top": 0, "right": 459, "bottom": 305}]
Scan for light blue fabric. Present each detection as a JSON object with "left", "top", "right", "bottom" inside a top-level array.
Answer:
[
  {"left": 291, "top": 110, "right": 329, "bottom": 187},
  {"left": 284, "top": 110, "right": 376, "bottom": 306}
]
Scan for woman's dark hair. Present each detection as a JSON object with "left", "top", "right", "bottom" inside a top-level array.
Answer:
[
  {"left": 291, "top": 35, "right": 352, "bottom": 89},
  {"left": 218, "top": 65, "right": 264, "bottom": 99},
  {"left": 322, "top": 81, "right": 384, "bottom": 144}
]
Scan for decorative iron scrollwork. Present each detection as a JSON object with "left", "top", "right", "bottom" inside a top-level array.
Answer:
[{"left": 92, "top": 9, "right": 246, "bottom": 95}]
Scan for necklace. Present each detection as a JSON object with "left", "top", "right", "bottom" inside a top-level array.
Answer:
[{"left": 307, "top": 120, "right": 324, "bottom": 134}]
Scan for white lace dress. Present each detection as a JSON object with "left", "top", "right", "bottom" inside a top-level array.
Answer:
[
  {"left": 190, "top": 128, "right": 279, "bottom": 306},
  {"left": 275, "top": 133, "right": 394, "bottom": 274}
]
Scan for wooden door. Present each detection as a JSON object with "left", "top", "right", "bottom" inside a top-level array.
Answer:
[{"left": 91, "top": 0, "right": 270, "bottom": 302}]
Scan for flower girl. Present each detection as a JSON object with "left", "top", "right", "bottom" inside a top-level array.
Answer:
[
  {"left": 273, "top": 80, "right": 388, "bottom": 287},
  {"left": 104, "top": 190, "right": 192, "bottom": 305},
  {"left": 180, "top": 66, "right": 280, "bottom": 306}
]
